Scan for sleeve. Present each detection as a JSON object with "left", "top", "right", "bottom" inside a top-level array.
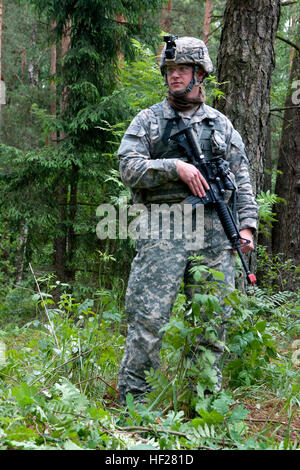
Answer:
[
  {"left": 226, "top": 128, "right": 259, "bottom": 232},
  {"left": 118, "top": 113, "right": 179, "bottom": 189}
]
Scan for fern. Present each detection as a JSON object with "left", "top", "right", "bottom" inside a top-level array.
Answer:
[
  {"left": 144, "top": 368, "right": 173, "bottom": 406},
  {"left": 251, "top": 286, "right": 296, "bottom": 313},
  {"left": 256, "top": 190, "right": 286, "bottom": 237},
  {"left": 192, "top": 423, "right": 216, "bottom": 439}
]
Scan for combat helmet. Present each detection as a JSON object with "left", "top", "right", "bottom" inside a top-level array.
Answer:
[{"left": 160, "top": 35, "right": 214, "bottom": 96}]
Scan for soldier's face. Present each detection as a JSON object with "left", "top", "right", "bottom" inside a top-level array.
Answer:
[
  {"left": 166, "top": 65, "right": 206, "bottom": 97},
  {"left": 166, "top": 65, "right": 194, "bottom": 93}
]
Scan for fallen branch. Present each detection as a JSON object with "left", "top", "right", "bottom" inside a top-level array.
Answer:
[
  {"left": 115, "top": 425, "right": 217, "bottom": 449},
  {"left": 116, "top": 424, "right": 187, "bottom": 438},
  {"left": 115, "top": 425, "right": 236, "bottom": 450},
  {"left": 245, "top": 417, "right": 300, "bottom": 432},
  {"left": 75, "top": 373, "right": 120, "bottom": 397},
  {"left": 0, "top": 372, "right": 20, "bottom": 384}
]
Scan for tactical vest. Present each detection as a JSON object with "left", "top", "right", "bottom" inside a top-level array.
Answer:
[{"left": 144, "top": 103, "right": 227, "bottom": 204}]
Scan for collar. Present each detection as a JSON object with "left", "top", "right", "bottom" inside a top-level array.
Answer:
[{"left": 162, "top": 98, "right": 219, "bottom": 123}]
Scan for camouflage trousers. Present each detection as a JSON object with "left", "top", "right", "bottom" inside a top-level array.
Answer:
[{"left": 118, "top": 234, "right": 235, "bottom": 405}]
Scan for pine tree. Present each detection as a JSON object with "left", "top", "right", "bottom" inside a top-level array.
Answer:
[
  {"left": 214, "top": 0, "right": 281, "bottom": 196},
  {"left": 1, "top": 0, "right": 163, "bottom": 287},
  {"left": 272, "top": 15, "right": 300, "bottom": 290}
]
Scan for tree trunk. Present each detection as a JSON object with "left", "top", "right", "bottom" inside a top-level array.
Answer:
[
  {"left": 214, "top": 0, "right": 281, "bottom": 283},
  {"left": 257, "top": 116, "right": 272, "bottom": 253},
  {"left": 53, "top": 19, "right": 71, "bottom": 283},
  {"left": 272, "top": 20, "right": 300, "bottom": 291},
  {"left": 15, "top": 221, "right": 29, "bottom": 284},
  {"left": 214, "top": 0, "right": 281, "bottom": 197},
  {"left": 53, "top": 183, "right": 67, "bottom": 282},
  {"left": 116, "top": 14, "right": 126, "bottom": 64},
  {"left": 161, "top": 0, "right": 173, "bottom": 32},
  {"left": 65, "top": 163, "right": 79, "bottom": 282},
  {"left": 202, "top": 0, "right": 212, "bottom": 45},
  {"left": 28, "top": 24, "right": 39, "bottom": 86},
  {"left": 50, "top": 21, "right": 57, "bottom": 145},
  {"left": 0, "top": 2, "right": 2, "bottom": 129},
  {"left": 60, "top": 18, "right": 70, "bottom": 122},
  {"left": 158, "top": 0, "right": 173, "bottom": 62},
  {"left": 289, "top": 3, "right": 297, "bottom": 64}
]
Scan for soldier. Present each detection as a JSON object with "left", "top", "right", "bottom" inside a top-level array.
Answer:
[{"left": 118, "top": 36, "right": 258, "bottom": 405}]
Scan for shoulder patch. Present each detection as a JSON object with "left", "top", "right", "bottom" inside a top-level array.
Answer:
[
  {"left": 230, "top": 129, "right": 245, "bottom": 150},
  {"left": 125, "top": 122, "right": 146, "bottom": 137}
]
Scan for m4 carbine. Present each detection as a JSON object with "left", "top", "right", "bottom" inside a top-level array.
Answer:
[{"left": 170, "top": 125, "right": 256, "bottom": 286}]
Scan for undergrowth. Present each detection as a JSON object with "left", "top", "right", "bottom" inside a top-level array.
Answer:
[{"left": 0, "top": 257, "right": 299, "bottom": 450}]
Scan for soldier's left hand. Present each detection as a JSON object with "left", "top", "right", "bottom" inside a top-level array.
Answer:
[{"left": 239, "top": 228, "right": 254, "bottom": 253}]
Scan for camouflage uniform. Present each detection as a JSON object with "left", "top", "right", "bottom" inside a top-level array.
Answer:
[{"left": 117, "top": 91, "right": 258, "bottom": 405}]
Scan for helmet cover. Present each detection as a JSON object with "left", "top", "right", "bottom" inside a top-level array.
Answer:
[{"left": 160, "top": 36, "right": 214, "bottom": 76}]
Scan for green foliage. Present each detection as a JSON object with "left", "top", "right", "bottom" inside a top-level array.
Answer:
[
  {"left": 0, "top": 0, "right": 299, "bottom": 452},
  {"left": 1, "top": 1, "right": 51, "bottom": 150},
  {"left": 256, "top": 190, "right": 286, "bottom": 238},
  {"left": 256, "top": 245, "right": 299, "bottom": 292},
  {"left": 160, "top": 0, "right": 226, "bottom": 69},
  {"left": 0, "top": 261, "right": 299, "bottom": 450},
  {"left": 0, "top": 0, "right": 165, "bottom": 289},
  {"left": 118, "top": 38, "right": 166, "bottom": 112}
]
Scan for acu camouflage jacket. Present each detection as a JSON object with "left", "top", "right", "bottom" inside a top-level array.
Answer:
[{"left": 118, "top": 98, "right": 258, "bottom": 243}]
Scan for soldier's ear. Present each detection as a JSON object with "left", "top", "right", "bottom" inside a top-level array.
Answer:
[{"left": 197, "top": 68, "right": 206, "bottom": 82}]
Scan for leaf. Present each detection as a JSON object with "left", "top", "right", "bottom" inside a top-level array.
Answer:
[
  {"left": 11, "top": 383, "right": 37, "bottom": 407},
  {"left": 54, "top": 378, "right": 89, "bottom": 413},
  {"left": 129, "top": 443, "right": 157, "bottom": 450},
  {"left": 255, "top": 320, "right": 267, "bottom": 333},
  {"left": 209, "top": 269, "right": 224, "bottom": 281},
  {"left": 191, "top": 302, "right": 201, "bottom": 317},
  {"left": 228, "top": 405, "right": 249, "bottom": 423},
  {"left": 194, "top": 294, "right": 220, "bottom": 311},
  {"left": 64, "top": 440, "right": 83, "bottom": 450},
  {"left": 77, "top": 299, "right": 94, "bottom": 315},
  {"left": 32, "top": 293, "right": 52, "bottom": 301},
  {"left": 191, "top": 423, "right": 216, "bottom": 439},
  {"left": 125, "top": 393, "right": 136, "bottom": 413},
  {"left": 195, "top": 408, "right": 224, "bottom": 425},
  {"left": 6, "top": 425, "right": 38, "bottom": 442},
  {"left": 191, "top": 417, "right": 205, "bottom": 428},
  {"left": 193, "top": 271, "right": 202, "bottom": 282},
  {"left": 212, "top": 393, "right": 233, "bottom": 416},
  {"left": 8, "top": 440, "right": 50, "bottom": 450},
  {"left": 230, "top": 421, "right": 247, "bottom": 438}
]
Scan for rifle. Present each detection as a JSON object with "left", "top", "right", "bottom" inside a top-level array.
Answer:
[{"left": 170, "top": 124, "right": 256, "bottom": 286}]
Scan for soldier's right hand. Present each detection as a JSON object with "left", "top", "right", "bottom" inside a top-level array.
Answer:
[{"left": 176, "top": 160, "right": 209, "bottom": 198}]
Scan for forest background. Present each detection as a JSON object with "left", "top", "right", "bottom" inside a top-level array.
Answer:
[{"left": 0, "top": 0, "right": 299, "bottom": 451}]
